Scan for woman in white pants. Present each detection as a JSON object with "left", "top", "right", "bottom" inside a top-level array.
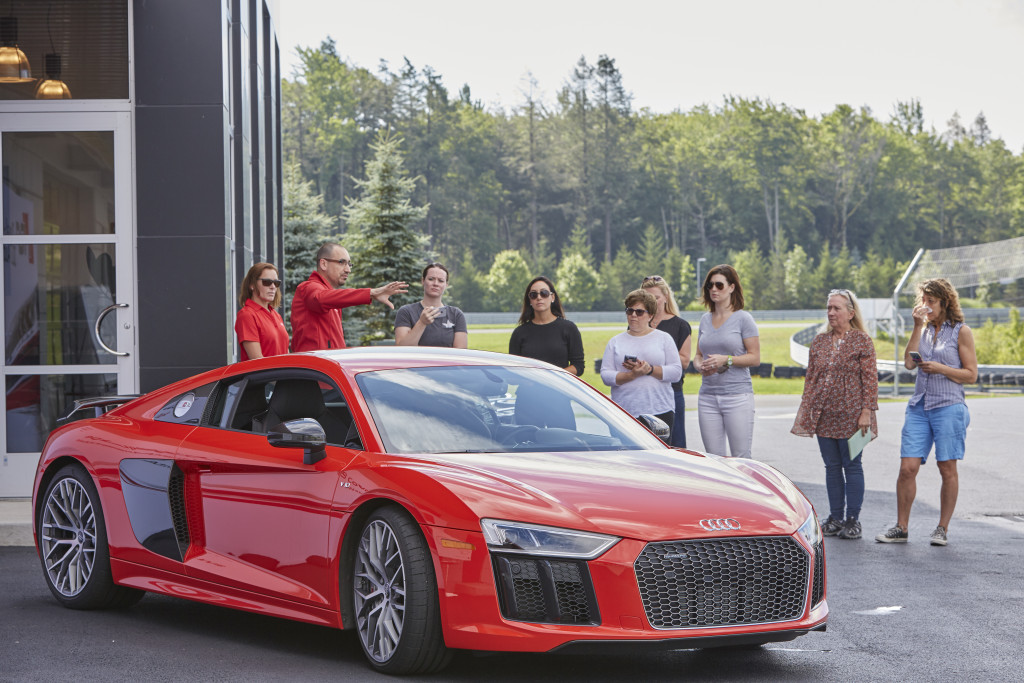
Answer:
[{"left": 694, "top": 264, "right": 760, "bottom": 458}]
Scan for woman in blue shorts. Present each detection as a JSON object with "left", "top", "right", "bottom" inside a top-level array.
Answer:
[{"left": 876, "top": 278, "right": 977, "bottom": 547}]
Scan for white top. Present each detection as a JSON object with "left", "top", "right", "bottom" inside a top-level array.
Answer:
[{"left": 600, "top": 329, "right": 683, "bottom": 416}]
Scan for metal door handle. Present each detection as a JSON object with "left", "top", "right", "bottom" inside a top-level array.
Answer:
[{"left": 95, "top": 303, "right": 130, "bottom": 357}]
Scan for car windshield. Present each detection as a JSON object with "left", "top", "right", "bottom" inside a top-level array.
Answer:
[{"left": 355, "top": 365, "right": 668, "bottom": 454}]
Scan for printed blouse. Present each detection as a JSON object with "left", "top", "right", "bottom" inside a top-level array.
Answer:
[{"left": 792, "top": 328, "right": 879, "bottom": 440}]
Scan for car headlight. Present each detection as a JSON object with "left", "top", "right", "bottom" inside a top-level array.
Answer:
[
  {"left": 797, "top": 511, "right": 822, "bottom": 547},
  {"left": 480, "top": 519, "right": 619, "bottom": 559}
]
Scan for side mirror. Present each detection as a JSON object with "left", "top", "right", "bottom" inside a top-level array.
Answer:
[
  {"left": 267, "top": 418, "right": 327, "bottom": 465},
  {"left": 637, "top": 414, "right": 670, "bottom": 444}
]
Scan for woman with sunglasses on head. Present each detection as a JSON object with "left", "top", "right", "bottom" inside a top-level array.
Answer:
[
  {"left": 395, "top": 262, "right": 468, "bottom": 348},
  {"left": 600, "top": 289, "right": 683, "bottom": 439},
  {"left": 641, "top": 275, "right": 693, "bottom": 447},
  {"left": 693, "top": 264, "right": 760, "bottom": 458},
  {"left": 792, "top": 289, "right": 878, "bottom": 540},
  {"left": 234, "top": 262, "right": 289, "bottom": 361},
  {"left": 509, "top": 276, "right": 584, "bottom": 375}
]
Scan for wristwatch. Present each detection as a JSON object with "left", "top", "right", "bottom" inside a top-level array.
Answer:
[{"left": 726, "top": 355, "right": 733, "bottom": 368}]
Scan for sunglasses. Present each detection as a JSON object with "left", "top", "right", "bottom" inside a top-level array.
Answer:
[
  {"left": 707, "top": 280, "right": 728, "bottom": 291},
  {"left": 829, "top": 288, "right": 852, "bottom": 301},
  {"left": 259, "top": 278, "right": 282, "bottom": 287},
  {"left": 625, "top": 307, "right": 648, "bottom": 317},
  {"left": 529, "top": 289, "right": 553, "bottom": 300},
  {"left": 642, "top": 275, "right": 664, "bottom": 283}
]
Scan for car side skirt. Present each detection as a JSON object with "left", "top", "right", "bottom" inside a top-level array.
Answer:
[{"left": 110, "top": 558, "right": 344, "bottom": 629}]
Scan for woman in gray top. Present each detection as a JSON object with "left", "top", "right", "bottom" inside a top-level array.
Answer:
[
  {"left": 693, "top": 264, "right": 760, "bottom": 458},
  {"left": 394, "top": 263, "right": 468, "bottom": 348}
]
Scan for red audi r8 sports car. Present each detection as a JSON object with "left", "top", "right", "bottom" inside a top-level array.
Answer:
[{"left": 33, "top": 348, "right": 827, "bottom": 675}]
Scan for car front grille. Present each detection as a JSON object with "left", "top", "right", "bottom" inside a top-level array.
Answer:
[
  {"left": 635, "top": 536, "right": 810, "bottom": 629},
  {"left": 491, "top": 555, "right": 599, "bottom": 625}
]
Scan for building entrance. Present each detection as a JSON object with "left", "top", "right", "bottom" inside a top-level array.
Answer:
[{"left": 1, "top": 112, "right": 135, "bottom": 496}]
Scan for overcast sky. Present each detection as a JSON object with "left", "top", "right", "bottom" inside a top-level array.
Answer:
[{"left": 277, "top": 0, "right": 1024, "bottom": 152}]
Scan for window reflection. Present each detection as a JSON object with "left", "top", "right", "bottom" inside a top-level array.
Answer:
[
  {"left": 6, "top": 373, "right": 115, "bottom": 451},
  {"left": 3, "top": 131, "right": 115, "bottom": 236},
  {"left": 4, "top": 243, "right": 116, "bottom": 365}
]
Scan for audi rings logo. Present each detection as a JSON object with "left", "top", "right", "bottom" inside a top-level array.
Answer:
[{"left": 699, "top": 518, "right": 741, "bottom": 531}]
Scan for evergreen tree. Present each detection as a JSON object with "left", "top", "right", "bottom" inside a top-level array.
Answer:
[
  {"left": 531, "top": 235, "right": 558, "bottom": 278},
  {"left": 556, "top": 252, "right": 602, "bottom": 311},
  {"left": 447, "top": 251, "right": 487, "bottom": 312},
  {"left": 485, "top": 250, "right": 532, "bottom": 311},
  {"left": 637, "top": 224, "right": 665, "bottom": 279},
  {"left": 283, "top": 163, "right": 335, "bottom": 330},
  {"left": 342, "top": 132, "right": 431, "bottom": 344}
]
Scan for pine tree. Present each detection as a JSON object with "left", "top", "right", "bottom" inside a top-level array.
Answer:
[
  {"left": 283, "top": 163, "right": 335, "bottom": 330},
  {"left": 342, "top": 132, "right": 431, "bottom": 345}
]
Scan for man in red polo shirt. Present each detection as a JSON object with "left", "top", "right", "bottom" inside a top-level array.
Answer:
[{"left": 291, "top": 242, "right": 408, "bottom": 351}]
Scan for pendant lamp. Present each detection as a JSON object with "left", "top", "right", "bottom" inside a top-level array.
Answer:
[
  {"left": 35, "top": 52, "right": 71, "bottom": 99},
  {"left": 0, "top": 15, "right": 32, "bottom": 83}
]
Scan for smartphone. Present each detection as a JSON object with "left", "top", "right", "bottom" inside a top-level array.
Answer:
[
  {"left": 909, "top": 351, "right": 922, "bottom": 363},
  {"left": 624, "top": 355, "right": 638, "bottom": 364}
]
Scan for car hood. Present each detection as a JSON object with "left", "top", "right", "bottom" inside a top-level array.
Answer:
[{"left": 386, "top": 449, "right": 810, "bottom": 541}]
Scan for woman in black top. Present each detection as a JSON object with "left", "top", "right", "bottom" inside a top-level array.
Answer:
[
  {"left": 641, "top": 275, "right": 692, "bottom": 447},
  {"left": 508, "top": 276, "right": 585, "bottom": 375}
]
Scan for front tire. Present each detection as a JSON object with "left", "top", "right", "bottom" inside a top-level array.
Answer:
[
  {"left": 352, "top": 506, "right": 451, "bottom": 674},
  {"left": 38, "top": 463, "right": 143, "bottom": 609}
]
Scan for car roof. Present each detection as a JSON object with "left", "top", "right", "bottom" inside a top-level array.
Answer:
[{"left": 305, "top": 347, "right": 559, "bottom": 374}]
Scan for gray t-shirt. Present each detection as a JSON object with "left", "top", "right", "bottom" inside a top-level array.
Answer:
[
  {"left": 394, "top": 302, "right": 467, "bottom": 347},
  {"left": 697, "top": 310, "right": 759, "bottom": 396}
]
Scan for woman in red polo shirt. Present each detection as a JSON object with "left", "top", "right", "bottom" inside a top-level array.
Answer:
[{"left": 234, "top": 262, "right": 289, "bottom": 361}]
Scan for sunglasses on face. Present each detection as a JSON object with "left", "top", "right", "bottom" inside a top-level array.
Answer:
[
  {"left": 625, "top": 307, "right": 648, "bottom": 317},
  {"left": 707, "top": 280, "right": 728, "bottom": 291},
  {"left": 259, "top": 279, "right": 282, "bottom": 287},
  {"left": 529, "top": 289, "right": 553, "bottom": 300}
]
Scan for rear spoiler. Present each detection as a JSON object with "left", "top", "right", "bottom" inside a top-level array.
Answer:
[{"left": 57, "top": 395, "right": 142, "bottom": 427}]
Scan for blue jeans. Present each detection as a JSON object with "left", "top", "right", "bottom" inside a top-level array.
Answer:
[
  {"left": 817, "top": 436, "right": 864, "bottom": 521},
  {"left": 671, "top": 388, "right": 686, "bottom": 448}
]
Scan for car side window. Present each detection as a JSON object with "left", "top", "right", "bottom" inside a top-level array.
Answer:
[
  {"left": 206, "top": 371, "right": 361, "bottom": 448},
  {"left": 154, "top": 382, "right": 218, "bottom": 425}
]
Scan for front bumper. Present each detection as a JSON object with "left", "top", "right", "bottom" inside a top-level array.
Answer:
[{"left": 426, "top": 527, "right": 829, "bottom": 653}]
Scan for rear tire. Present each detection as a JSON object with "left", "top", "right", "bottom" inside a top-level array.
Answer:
[
  {"left": 38, "top": 463, "right": 144, "bottom": 609},
  {"left": 352, "top": 506, "right": 452, "bottom": 674}
]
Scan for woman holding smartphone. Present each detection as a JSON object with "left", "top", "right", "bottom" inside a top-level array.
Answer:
[
  {"left": 600, "top": 289, "right": 682, "bottom": 439},
  {"left": 693, "top": 264, "right": 760, "bottom": 458},
  {"left": 876, "top": 278, "right": 977, "bottom": 547},
  {"left": 395, "top": 262, "right": 468, "bottom": 348},
  {"left": 792, "top": 289, "right": 878, "bottom": 541}
]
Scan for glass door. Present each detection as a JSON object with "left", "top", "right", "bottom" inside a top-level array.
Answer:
[{"left": 1, "top": 112, "right": 135, "bottom": 496}]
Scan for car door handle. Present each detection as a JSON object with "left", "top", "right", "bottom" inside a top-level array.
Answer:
[{"left": 95, "top": 303, "right": 130, "bottom": 357}]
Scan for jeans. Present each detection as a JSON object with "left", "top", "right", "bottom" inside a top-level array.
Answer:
[
  {"left": 671, "top": 388, "right": 686, "bottom": 448},
  {"left": 697, "top": 392, "right": 755, "bottom": 458},
  {"left": 817, "top": 436, "right": 864, "bottom": 521}
]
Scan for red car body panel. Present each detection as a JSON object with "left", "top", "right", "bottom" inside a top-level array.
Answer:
[{"left": 33, "top": 348, "right": 827, "bottom": 654}]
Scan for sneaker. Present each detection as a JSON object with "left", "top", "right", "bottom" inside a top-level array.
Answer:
[
  {"left": 930, "top": 526, "right": 948, "bottom": 546},
  {"left": 821, "top": 516, "right": 843, "bottom": 537},
  {"left": 875, "top": 525, "right": 908, "bottom": 543},
  {"left": 838, "top": 517, "right": 862, "bottom": 540}
]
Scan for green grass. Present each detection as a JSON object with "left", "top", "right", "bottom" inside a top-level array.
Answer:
[{"left": 468, "top": 322, "right": 812, "bottom": 396}]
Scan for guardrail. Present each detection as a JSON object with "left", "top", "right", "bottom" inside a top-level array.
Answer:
[
  {"left": 465, "top": 306, "right": 1022, "bottom": 326},
  {"left": 788, "top": 323, "right": 1024, "bottom": 394}
]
